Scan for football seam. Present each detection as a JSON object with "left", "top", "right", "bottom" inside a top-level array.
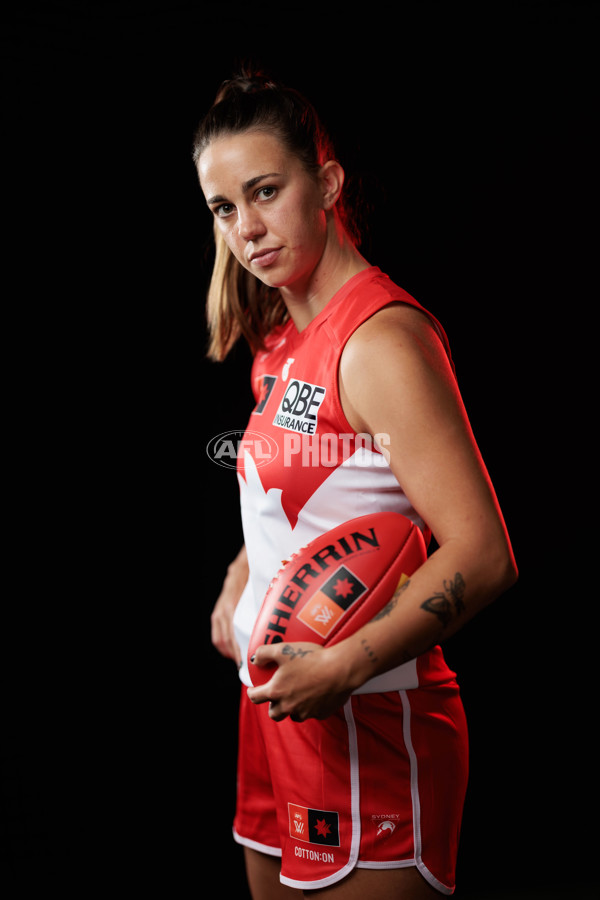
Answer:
[{"left": 327, "top": 521, "right": 418, "bottom": 642}]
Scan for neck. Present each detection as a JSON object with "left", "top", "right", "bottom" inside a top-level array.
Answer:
[{"left": 281, "top": 221, "right": 370, "bottom": 332}]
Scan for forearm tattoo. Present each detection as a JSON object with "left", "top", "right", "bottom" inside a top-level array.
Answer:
[
  {"left": 364, "top": 580, "right": 412, "bottom": 666},
  {"left": 361, "top": 638, "right": 378, "bottom": 664},
  {"left": 360, "top": 636, "right": 412, "bottom": 668},
  {"left": 371, "top": 577, "right": 411, "bottom": 621},
  {"left": 421, "top": 573, "right": 466, "bottom": 627},
  {"left": 361, "top": 573, "right": 466, "bottom": 668}
]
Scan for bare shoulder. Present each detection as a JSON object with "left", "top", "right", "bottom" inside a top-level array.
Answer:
[
  {"left": 341, "top": 302, "right": 451, "bottom": 381},
  {"left": 339, "top": 303, "right": 457, "bottom": 434}
]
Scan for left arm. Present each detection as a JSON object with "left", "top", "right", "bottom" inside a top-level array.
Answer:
[{"left": 248, "top": 304, "right": 517, "bottom": 720}]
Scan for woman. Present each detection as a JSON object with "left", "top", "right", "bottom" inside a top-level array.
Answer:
[{"left": 194, "top": 71, "right": 517, "bottom": 899}]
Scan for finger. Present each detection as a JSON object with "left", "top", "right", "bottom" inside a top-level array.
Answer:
[
  {"left": 250, "top": 645, "right": 280, "bottom": 667},
  {"left": 247, "top": 683, "right": 272, "bottom": 705},
  {"left": 212, "top": 616, "right": 242, "bottom": 666},
  {"left": 210, "top": 615, "right": 230, "bottom": 655},
  {"left": 212, "top": 631, "right": 235, "bottom": 661},
  {"left": 249, "top": 650, "right": 279, "bottom": 687},
  {"left": 230, "top": 632, "right": 242, "bottom": 667},
  {"left": 268, "top": 701, "right": 288, "bottom": 722}
]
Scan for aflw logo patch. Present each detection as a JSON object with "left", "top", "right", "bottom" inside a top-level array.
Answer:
[
  {"left": 298, "top": 566, "right": 367, "bottom": 639},
  {"left": 254, "top": 375, "right": 277, "bottom": 415},
  {"left": 288, "top": 803, "right": 340, "bottom": 846},
  {"left": 272, "top": 379, "right": 326, "bottom": 435}
]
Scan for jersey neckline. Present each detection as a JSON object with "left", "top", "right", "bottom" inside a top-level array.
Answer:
[{"left": 282, "top": 266, "right": 384, "bottom": 345}]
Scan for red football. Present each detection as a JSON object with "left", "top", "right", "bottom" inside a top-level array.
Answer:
[{"left": 248, "top": 511, "right": 427, "bottom": 685}]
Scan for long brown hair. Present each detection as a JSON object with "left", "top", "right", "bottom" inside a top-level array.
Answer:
[{"left": 193, "top": 71, "right": 359, "bottom": 361}]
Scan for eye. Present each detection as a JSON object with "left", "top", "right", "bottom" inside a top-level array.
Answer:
[
  {"left": 256, "top": 186, "right": 277, "bottom": 202},
  {"left": 214, "top": 202, "right": 235, "bottom": 218}
]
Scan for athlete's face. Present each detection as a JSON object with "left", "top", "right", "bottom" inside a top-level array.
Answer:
[{"left": 197, "top": 130, "right": 329, "bottom": 293}]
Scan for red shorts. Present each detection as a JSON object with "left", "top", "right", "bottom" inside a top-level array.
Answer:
[{"left": 233, "top": 682, "right": 469, "bottom": 893}]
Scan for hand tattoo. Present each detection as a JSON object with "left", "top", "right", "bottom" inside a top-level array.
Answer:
[{"left": 281, "top": 645, "right": 313, "bottom": 661}]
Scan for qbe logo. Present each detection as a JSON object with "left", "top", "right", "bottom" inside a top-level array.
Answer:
[
  {"left": 206, "top": 429, "right": 279, "bottom": 470},
  {"left": 272, "top": 379, "right": 326, "bottom": 435}
]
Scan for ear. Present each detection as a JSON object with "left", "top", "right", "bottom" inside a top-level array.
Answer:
[{"left": 319, "top": 160, "right": 345, "bottom": 210}]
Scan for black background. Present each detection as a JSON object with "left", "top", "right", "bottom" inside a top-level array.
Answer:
[{"left": 2, "top": 1, "right": 597, "bottom": 896}]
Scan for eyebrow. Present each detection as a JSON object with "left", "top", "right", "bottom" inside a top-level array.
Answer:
[{"left": 206, "top": 172, "right": 282, "bottom": 206}]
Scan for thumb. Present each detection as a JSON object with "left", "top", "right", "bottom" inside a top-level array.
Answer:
[{"left": 247, "top": 644, "right": 281, "bottom": 698}]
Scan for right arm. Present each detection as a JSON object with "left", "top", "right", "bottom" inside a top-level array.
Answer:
[{"left": 211, "top": 544, "right": 248, "bottom": 667}]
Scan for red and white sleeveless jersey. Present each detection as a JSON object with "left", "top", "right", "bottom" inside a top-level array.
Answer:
[{"left": 234, "top": 267, "right": 456, "bottom": 690}]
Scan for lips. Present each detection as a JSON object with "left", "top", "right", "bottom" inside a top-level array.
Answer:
[{"left": 248, "top": 248, "right": 282, "bottom": 268}]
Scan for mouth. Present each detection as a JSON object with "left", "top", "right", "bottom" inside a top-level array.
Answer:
[{"left": 248, "top": 248, "right": 282, "bottom": 268}]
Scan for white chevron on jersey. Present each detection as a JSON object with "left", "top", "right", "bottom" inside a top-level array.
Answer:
[{"left": 234, "top": 448, "right": 423, "bottom": 691}]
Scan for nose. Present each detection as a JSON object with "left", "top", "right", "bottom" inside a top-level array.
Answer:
[{"left": 237, "top": 204, "right": 267, "bottom": 241}]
